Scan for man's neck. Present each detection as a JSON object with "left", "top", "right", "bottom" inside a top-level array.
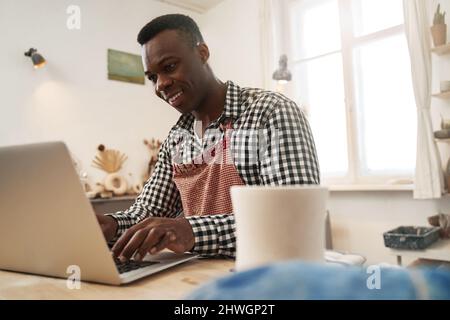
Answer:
[{"left": 191, "top": 79, "right": 227, "bottom": 135}]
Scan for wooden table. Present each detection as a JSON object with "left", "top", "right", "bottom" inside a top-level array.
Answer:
[{"left": 0, "top": 258, "right": 234, "bottom": 299}]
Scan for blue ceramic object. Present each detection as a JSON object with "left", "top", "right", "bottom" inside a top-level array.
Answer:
[{"left": 187, "top": 260, "right": 450, "bottom": 300}]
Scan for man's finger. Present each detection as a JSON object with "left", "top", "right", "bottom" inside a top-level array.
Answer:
[
  {"left": 135, "top": 227, "right": 170, "bottom": 259},
  {"left": 116, "top": 229, "right": 148, "bottom": 261},
  {"left": 149, "top": 231, "right": 174, "bottom": 255},
  {"left": 149, "top": 234, "right": 170, "bottom": 255},
  {"left": 112, "top": 224, "right": 143, "bottom": 257}
]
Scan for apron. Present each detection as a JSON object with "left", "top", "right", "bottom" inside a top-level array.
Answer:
[{"left": 172, "top": 118, "right": 245, "bottom": 216}]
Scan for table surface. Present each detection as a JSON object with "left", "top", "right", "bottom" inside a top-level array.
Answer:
[{"left": 0, "top": 258, "right": 234, "bottom": 300}]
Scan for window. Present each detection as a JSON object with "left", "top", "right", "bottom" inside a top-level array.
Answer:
[{"left": 289, "top": 0, "right": 417, "bottom": 184}]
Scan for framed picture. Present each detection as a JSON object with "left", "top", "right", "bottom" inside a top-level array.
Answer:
[{"left": 107, "top": 49, "right": 145, "bottom": 85}]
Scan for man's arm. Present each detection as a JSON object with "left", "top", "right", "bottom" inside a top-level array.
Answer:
[
  {"left": 259, "top": 99, "right": 320, "bottom": 186},
  {"left": 103, "top": 138, "right": 182, "bottom": 242},
  {"left": 186, "top": 214, "right": 236, "bottom": 257},
  {"left": 184, "top": 99, "right": 321, "bottom": 257}
]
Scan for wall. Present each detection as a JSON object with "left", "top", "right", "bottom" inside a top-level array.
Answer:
[
  {"left": 0, "top": 0, "right": 199, "bottom": 185},
  {"left": 198, "top": 0, "right": 264, "bottom": 89}
]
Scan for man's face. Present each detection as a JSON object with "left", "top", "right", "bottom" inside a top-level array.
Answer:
[{"left": 142, "top": 29, "right": 208, "bottom": 114}]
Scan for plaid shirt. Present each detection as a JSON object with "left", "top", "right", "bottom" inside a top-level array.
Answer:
[{"left": 107, "top": 81, "right": 320, "bottom": 257}]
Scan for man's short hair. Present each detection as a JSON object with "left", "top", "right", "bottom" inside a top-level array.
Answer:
[{"left": 137, "top": 14, "right": 204, "bottom": 47}]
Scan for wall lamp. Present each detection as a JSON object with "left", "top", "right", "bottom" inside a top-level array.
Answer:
[{"left": 24, "top": 48, "right": 46, "bottom": 69}]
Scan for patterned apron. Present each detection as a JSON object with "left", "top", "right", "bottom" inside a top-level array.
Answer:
[{"left": 172, "top": 118, "right": 245, "bottom": 216}]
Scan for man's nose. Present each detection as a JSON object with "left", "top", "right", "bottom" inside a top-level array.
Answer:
[{"left": 156, "top": 74, "right": 173, "bottom": 94}]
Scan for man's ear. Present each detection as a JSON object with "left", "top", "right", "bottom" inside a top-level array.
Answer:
[{"left": 197, "top": 43, "right": 210, "bottom": 64}]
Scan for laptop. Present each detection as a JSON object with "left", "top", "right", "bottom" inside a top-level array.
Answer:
[{"left": 0, "top": 141, "right": 198, "bottom": 285}]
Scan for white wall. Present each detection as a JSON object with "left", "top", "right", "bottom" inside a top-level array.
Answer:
[
  {"left": 0, "top": 0, "right": 199, "bottom": 185},
  {"left": 199, "top": 0, "right": 264, "bottom": 89}
]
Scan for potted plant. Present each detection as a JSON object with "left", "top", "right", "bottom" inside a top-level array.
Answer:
[{"left": 431, "top": 4, "right": 447, "bottom": 47}]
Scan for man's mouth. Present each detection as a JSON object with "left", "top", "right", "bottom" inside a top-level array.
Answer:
[{"left": 167, "top": 90, "right": 184, "bottom": 106}]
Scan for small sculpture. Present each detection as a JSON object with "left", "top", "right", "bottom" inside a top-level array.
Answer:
[
  {"left": 90, "top": 144, "right": 128, "bottom": 198},
  {"left": 126, "top": 173, "right": 144, "bottom": 195},
  {"left": 143, "top": 138, "right": 162, "bottom": 182},
  {"left": 441, "top": 114, "right": 450, "bottom": 130},
  {"left": 428, "top": 213, "right": 450, "bottom": 238},
  {"left": 92, "top": 144, "right": 128, "bottom": 173},
  {"left": 86, "top": 182, "right": 113, "bottom": 199}
]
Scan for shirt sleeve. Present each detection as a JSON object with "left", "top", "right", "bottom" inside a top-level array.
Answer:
[
  {"left": 106, "top": 137, "right": 182, "bottom": 242},
  {"left": 259, "top": 99, "right": 321, "bottom": 185},
  {"left": 186, "top": 98, "right": 320, "bottom": 258},
  {"left": 187, "top": 214, "right": 236, "bottom": 257}
]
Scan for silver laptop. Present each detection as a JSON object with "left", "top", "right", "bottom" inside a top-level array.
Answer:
[{"left": 0, "top": 141, "right": 197, "bottom": 285}]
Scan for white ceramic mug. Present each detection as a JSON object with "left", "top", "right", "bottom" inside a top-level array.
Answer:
[{"left": 231, "top": 185, "right": 329, "bottom": 271}]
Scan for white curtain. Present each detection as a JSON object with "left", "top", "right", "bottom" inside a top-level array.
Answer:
[
  {"left": 259, "top": 0, "right": 284, "bottom": 91},
  {"left": 403, "top": 0, "right": 445, "bottom": 199}
]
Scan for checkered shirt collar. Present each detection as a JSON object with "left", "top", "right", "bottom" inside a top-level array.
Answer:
[{"left": 174, "top": 80, "right": 243, "bottom": 131}]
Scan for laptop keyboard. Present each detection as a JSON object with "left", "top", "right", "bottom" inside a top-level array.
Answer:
[{"left": 114, "top": 258, "right": 160, "bottom": 274}]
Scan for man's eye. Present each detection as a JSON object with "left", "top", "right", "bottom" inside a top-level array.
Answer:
[
  {"left": 148, "top": 74, "right": 157, "bottom": 83},
  {"left": 165, "top": 63, "right": 177, "bottom": 72}
]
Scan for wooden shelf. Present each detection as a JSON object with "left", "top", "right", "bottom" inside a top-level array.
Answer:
[
  {"left": 89, "top": 195, "right": 136, "bottom": 204},
  {"left": 329, "top": 184, "right": 413, "bottom": 191},
  {"left": 89, "top": 195, "right": 136, "bottom": 215},
  {"left": 389, "top": 239, "right": 450, "bottom": 263},
  {"left": 432, "top": 91, "right": 450, "bottom": 99},
  {"left": 431, "top": 43, "right": 450, "bottom": 55},
  {"left": 435, "top": 138, "right": 450, "bottom": 143}
]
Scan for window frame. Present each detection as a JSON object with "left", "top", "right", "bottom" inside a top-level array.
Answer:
[{"left": 287, "top": 0, "right": 415, "bottom": 186}]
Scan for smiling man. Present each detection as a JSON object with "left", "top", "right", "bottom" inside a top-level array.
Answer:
[{"left": 96, "top": 14, "right": 320, "bottom": 261}]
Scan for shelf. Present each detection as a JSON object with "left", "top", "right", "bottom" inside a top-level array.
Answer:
[
  {"left": 431, "top": 43, "right": 450, "bottom": 55},
  {"left": 89, "top": 195, "right": 136, "bottom": 204},
  {"left": 328, "top": 184, "right": 413, "bottom": 191},
  {"left": 432, "top": 91, "right": 450, "bottom": 99},
  {"left": 435, "top": 138, "right": 450, "bottom": 143},
  {"left": 89, "top": 195, "right": 136, "bottom": 215},
  {"left": 389, "top": 239, "right": 450, "bottom": 263}
]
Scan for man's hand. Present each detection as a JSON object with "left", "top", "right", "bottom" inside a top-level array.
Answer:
[
  {"left": 96, "top": 213, "right": 118, "bottom": 242},
  {"left": 111, "top": 217, "right": 195, "bottom": 261}
]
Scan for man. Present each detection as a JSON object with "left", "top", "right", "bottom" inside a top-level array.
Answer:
[{"left": 97, "top": 14, "right": 320, "bottom": 261}]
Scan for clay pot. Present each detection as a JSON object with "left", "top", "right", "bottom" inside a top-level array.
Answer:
[{"left": 431, "top": 24, "right": 447, "bottom": 47}]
